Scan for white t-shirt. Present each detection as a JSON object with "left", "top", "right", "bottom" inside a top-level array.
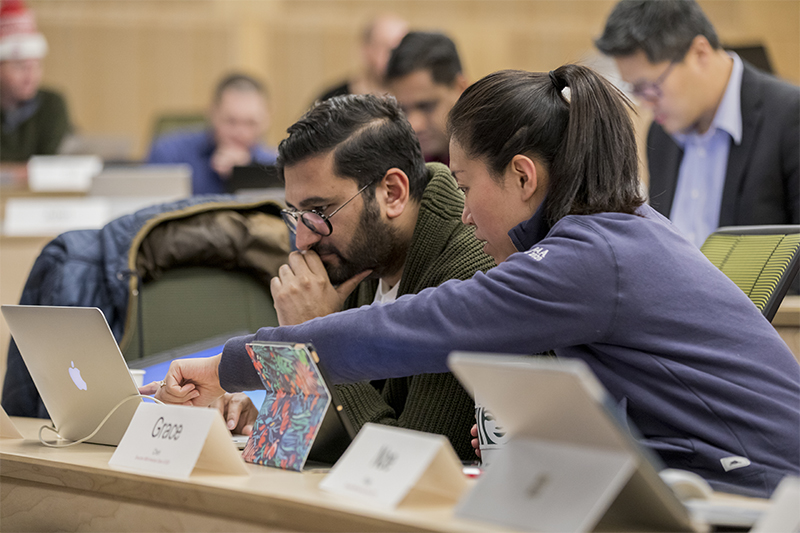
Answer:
[{"left": 373, "top": 278, "right": 400, "bottom": 304}]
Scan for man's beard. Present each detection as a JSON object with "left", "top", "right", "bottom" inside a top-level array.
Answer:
[{"left": 311, "top": 199, "right": 409, "bottom": 286}]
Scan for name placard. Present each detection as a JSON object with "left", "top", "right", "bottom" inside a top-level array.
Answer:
[
  {"left": 3, "top": 198, "right": 110, "bottom": 236},
  {"left": 319, "top": 423, "right": 469, "bottom": 508},
  {"left": 455, "top": 438, "right": 636, "bottom": 532},
  {"left": 28, "top": 155, "right": 103, "bottom": 192},
  {"left": 0, "top": 406, "right": 23, "bottom": 439},
  {"left": 752, "top": 476, "right": 800, "bottom": 533},
  {"left": 109, "top": 403, "right": 248, "bottom": 479}
]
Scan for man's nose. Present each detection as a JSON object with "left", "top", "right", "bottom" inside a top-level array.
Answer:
[
  {"left": 407, "top": 110, "right": 426, "bottom": 134},
  {"left": 294, "top": 222, "right": 322, "bottom": 251}
]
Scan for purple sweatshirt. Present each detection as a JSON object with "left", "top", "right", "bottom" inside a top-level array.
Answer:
[{"left": 220, "top": 204, "right": 800, "bottom": 498}]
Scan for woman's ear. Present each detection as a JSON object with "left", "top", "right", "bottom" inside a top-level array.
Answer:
[
  {"left": 508, "top": 154, "right": 539, "bottom": 201},
  {"left": 380, "top": 168, "right": 411, "bottom": 219}
]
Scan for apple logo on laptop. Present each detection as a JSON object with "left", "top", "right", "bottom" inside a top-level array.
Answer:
[{"left": 69, "top": 361, "right": 87, "bottom": 391}]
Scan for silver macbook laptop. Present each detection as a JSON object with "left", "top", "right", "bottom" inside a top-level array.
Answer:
[
  {"left": 448, "top": 352, "right": 694, "bottom": 532},
  {"left": 2, "top": 305, "right": 142, "bottom": 446},
  {"left": 89, "top": 164, "right": 191, "bottom": 198}
]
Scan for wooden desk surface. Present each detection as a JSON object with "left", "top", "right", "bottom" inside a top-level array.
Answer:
[{"left": 1, "top": 417, "right": 506, "bottom": 533}]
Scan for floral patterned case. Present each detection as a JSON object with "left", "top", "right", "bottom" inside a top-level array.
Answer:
[{"left": 242, "top": 341, "right": 332, "bottom": 471}]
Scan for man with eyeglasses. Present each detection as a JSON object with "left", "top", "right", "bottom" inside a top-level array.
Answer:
[
  {"left": 596, "top": 0, "right": 799, "bottom": 248},
  {"left": 217, "top": 94, "right": 495, "bottom": 459}
]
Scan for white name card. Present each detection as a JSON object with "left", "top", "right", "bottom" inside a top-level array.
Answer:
[
  {"left": 752, "top": 476, "right": 800, "bottom": 533},
  {"left": 28, "top": 155, "right": 103, "bottom": 192},
  {"left": 3, "top": 198, "right": 111, "bottom": 236},
  {"left": 319, "top": 423, "right": 469, "bottom": 508},
  {"left": 109, "top": 403, "right": 248, "bottom": 479},
  {"left": 0, "top": 406, "right": 23, "bottom": 439},
  {"left": 456, "top": 438, "right": 637, "bottom": 532}
]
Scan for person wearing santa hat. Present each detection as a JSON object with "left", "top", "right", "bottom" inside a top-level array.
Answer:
[{"left": 0, "top": 0, "right": 70, "bottom": 161}]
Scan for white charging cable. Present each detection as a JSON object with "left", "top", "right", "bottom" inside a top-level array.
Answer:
[{"left": 38, "top": 394, "right": 164, "bottom": 448}]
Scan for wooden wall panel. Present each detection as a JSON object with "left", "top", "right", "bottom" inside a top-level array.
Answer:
[{"left": 24, "top": 0, "right": 800, "bottom": 159}]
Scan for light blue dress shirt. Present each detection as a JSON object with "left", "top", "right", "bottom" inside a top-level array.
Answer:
[{"left": 670, "top": 53, "right": 744, "bottom": 248}]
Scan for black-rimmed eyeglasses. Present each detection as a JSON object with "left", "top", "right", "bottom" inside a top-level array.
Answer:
[
  {"left": 281, "top": 178, "right": 377, "bottom": 237},
  {"left": 630, "top": 61, "right": 676, "bottom": 102}
]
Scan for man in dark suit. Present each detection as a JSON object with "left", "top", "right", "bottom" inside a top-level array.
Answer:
[{"left": 596, "top": 0, "right": 799, "bottom": 248}]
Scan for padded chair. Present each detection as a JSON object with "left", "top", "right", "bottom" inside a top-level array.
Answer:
[
  {"left": 700, "top": 225, "right": 800, "bottom": 322},
  {"left": 122, "top": 266, "right": 279, "bottom": 361},
  {"left": 150, "top": 112, "right": 208, "bottom": 141}
]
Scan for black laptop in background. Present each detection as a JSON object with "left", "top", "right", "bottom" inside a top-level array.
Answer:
[{"left": 227, "top": 164, "right": 283, "bottom": 195}]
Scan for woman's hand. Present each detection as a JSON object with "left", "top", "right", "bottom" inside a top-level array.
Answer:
[{"left": 153, "top": 354, "right": 226, "bottom": 407}]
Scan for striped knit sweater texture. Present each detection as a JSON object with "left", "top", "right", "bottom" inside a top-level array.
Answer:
[{"left": 335, "top": 162, "right": 496, "bottom": 460}]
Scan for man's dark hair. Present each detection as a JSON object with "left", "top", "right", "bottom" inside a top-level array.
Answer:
[
  {"left": 448, "top": 66, "right": 644, "bottom": 227},
  {"left": 214, "top": 73, "right": 267, "bottom": 103},
  {"left": 276, "top": 94, "right": 428, "bottom": 202},
  {"left": 385, "top": 32, "right": 462, "bottom": 86},
  {"left": 595, "top": 0, "right": 720, "bottom": 63}
]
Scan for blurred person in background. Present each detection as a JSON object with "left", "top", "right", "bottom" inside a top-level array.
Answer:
[
  {"left": 385, "top": 31, "right": 467, "bottom": 165},
  {"left": 596, "top": 0, "right": 799, "bottom": 248},
  {"left": 316, "top": 14, "right": 408, "bottom": 102},
  {"left": 147, "top": 73, "right": 276, "bottom": 195},
  {"left": 0, "top": 0, "right": 70, "bottom": 162}
]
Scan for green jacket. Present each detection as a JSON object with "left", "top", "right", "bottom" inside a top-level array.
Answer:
[
  {"left": 335, "top": 162, "right": 495, "bottom": 460},
  {"left": 1, "top": 89, "right": 71, "bottom": 162}
]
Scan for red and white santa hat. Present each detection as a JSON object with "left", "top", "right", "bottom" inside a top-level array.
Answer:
[{"left": 0, "top": 0, "right": 47, "bottom": 61}]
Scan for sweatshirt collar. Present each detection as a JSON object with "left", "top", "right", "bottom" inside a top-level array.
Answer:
[{"left": 509, "top": 203, "right": 551, "bottom": 252}]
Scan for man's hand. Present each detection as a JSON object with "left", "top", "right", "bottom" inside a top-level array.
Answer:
[
  {"left": 211, "top": 144, "right": 252, "bottom": 178},
  {"left": 470, "top": 424, "right": 482, "bottom": 458},
  {"left": 210, "top": 393, "right": 259, "bottom": 435},
  {"left": 153, "top": 354, "right": 226, "bottom": 407},
  {"left": 270, "top": 250, "right": 371, "bottom": 326}
]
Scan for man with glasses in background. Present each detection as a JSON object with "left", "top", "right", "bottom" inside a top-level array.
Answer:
[
  {"left": 218, "top": 94, "right": 495, "bottom": 459},
  {"left": 596, "top": 0, "right": 799, "bottom": 248}
]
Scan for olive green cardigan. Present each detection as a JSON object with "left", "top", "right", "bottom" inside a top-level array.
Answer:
[{"left": 335, "top": 162, "right": 496, "bottom": 460}]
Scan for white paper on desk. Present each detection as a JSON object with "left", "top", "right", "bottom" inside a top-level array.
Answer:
[
  {"left": 0, "top": 405, "right": 23, "bottom": 439},
  {"left": 109, "top": 403, "right": 248, "bottom": 479},
  {"left": 319, "top": 423, "right": 468, "bottom": 508},
  {"left": 28, "top": 155, "right": 102, "bottom": 192}
]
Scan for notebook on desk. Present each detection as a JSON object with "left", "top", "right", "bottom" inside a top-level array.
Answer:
[{"left": 1, "top": 305, "right": 142, "bottom": 446}]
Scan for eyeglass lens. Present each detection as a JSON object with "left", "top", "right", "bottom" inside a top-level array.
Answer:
[{"left": 281, "top": 210, "right": 332, "bottom": 236}]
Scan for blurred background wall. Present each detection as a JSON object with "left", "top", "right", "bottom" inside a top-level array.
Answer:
[{"left": 30, "top": 0, "right": 800, "bottom": 159}]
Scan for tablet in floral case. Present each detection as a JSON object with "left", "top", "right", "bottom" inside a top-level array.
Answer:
[{"left": 242, "top": 341, "right": 331, "bottom": 471}]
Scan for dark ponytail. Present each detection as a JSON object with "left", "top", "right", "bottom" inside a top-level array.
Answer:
[{"left": 447, "top": 66, "right": 644, "bottom": 226}]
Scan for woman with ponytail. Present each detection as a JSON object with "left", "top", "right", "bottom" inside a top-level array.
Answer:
[{"left": 158, "top": 65, "right": 800, "bottom": 499}]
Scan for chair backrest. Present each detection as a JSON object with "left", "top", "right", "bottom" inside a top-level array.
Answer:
[
  {"left": 700, "top": 225, "right": 800, "bottom": 322},
  {"left": 122, "top": 266, "right": 278, "bottom": 361},
  {"left": 150, "top": 113, "right": 207, "bottom": 141}
]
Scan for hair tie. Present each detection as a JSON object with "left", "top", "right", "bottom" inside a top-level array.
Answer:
[{"left": 549, "top": 70, "right": 565, "bottom": 91}]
